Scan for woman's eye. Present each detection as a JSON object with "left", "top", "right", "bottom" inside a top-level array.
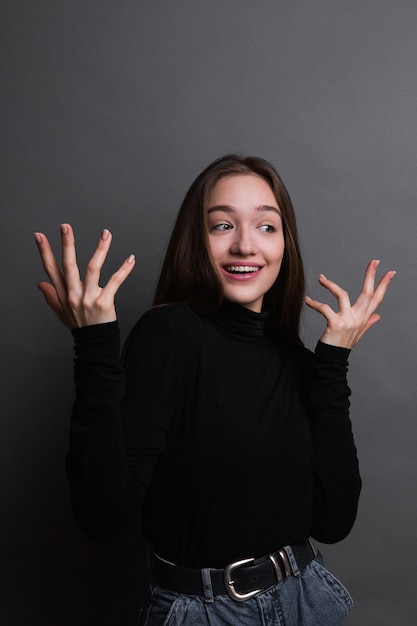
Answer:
[
  {"left": 212, "top": 223, "right": 232, "bottom": 231},
  {"left": 258, "top": 224, "right": 276, "bottom": 233}
]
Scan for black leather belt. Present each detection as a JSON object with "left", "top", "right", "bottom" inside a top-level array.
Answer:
[{"left": 150, "top": 538, "right": 318, "bottom": 602}]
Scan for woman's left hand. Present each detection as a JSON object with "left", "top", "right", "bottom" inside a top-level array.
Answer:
[{"left": 305, "top": 260, "right": 396, "bottom": 349}]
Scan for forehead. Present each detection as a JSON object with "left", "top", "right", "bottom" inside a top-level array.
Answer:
[{"left": 207, "top": 174, "right": 278, "bottom": 208}]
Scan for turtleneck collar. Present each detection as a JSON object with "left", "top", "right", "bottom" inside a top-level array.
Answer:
[{"left": 207, "top": 299, "right": 268, "bottom": 341}]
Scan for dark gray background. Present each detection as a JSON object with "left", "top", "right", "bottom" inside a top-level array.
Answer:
[{"left": 2, "top": 1, "right": 416, "bottom": 624}]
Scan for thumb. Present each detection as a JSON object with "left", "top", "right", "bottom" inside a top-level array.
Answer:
[{"left": 37, "top": 282, "right": 71, "bottom": 327}]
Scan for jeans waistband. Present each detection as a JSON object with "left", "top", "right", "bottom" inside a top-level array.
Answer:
[{"left": 150, "top": 538, "right": 318, "bottom": 602}]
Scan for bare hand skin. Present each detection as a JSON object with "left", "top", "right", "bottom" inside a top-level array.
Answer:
[
  {"left": 34, "top": 223, "right": 135, "bottom": 329},
  {"left": 305, "top": 260, "right": 396, "bottom": 349}
]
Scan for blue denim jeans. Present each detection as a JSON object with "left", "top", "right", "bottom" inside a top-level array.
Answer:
[{"left": 137, "top": 548, "right": 353, "bottom": 625}]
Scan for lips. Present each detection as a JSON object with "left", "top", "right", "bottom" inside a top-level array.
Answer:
[{"left": 224, "top": 265, "right": 261, "bottom": 274}]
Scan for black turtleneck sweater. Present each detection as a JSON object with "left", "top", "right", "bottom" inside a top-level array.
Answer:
[{"left": 68, "top": 301, "right": 361, "bottom": 568}]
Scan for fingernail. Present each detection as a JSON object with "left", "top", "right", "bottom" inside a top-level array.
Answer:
[
  {"left": 60, "top": 223, "right": 68, "bottom": 235},
  {"left": 127, "top": 254, "right": 135, "bottom": 264},
  {"left": 33, "top": 232, "right": 42, "bottom": 244},
  {"left": 101, "top": 228, "right": 110, "bottom": 241},
  {"left": 389, "top": 271, "right": 397, "bottom": 279},
  {"left": 374, "top": 260, "right": 381, "bottom": 268},
  {"left": 319, "top": 274, "right": 327, "bottom": 280}
]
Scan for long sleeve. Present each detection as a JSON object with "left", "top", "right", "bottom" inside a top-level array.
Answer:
[
  {"left": 64, "top": 301, "right": 362, "bottom": 564},
  {"left": 308, "top": 341, "right": 362, "bottom": 543},
  {"left": 66, "top": 311, "right": 180, "bottom": 542}
]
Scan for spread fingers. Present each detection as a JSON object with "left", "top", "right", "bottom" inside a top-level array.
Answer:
[{"left": 34, "top": 231, "right": 67, "bottom": 299}]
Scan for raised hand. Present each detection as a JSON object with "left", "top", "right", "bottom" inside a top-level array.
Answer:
[
  {"left": 305, "top": 260, "right": 396, "bottom": 349},
  {"left": 34, "top": 223, "right": 135, "bottom": 329}
]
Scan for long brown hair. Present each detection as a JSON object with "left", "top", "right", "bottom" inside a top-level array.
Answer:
[{"left": 153, "top": 154, "right": 305, "bottom": 344}]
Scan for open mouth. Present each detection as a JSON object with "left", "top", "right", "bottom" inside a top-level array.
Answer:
[{"left": 224, "top": 265, "right": 261, "bottom": 274}]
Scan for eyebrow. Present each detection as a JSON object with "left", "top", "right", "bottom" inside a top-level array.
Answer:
[{"left": 207, "top": 204, "right": 281, "bottom": 216}]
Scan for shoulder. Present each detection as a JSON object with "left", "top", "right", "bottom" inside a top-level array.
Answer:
[
  {"left": 136, "top": 303, "right": 203, "bottom": 336},
  {"left": 125, "top": 303, "right": 204, "bottom": 358},
  {"left": 273, "top": 331, "right": 313, "bottom": 364}
]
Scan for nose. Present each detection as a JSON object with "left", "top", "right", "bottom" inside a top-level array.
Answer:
[{"left": 229, "top": 226, "right": 258, "bottom": 256}]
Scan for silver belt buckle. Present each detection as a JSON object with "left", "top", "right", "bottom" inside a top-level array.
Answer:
[{"left": 224, "top": 557, "right": 261, "bottom": 602}]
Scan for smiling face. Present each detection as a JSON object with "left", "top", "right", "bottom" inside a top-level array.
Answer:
[{"left": 207, "top": 174, "right": 285, "bottom": 313}]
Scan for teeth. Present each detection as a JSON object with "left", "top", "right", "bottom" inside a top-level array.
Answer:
[{"left": 225, "top": 265, "right": 259, "bottom": 273}]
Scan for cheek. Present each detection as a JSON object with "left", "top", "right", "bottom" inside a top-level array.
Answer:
[
  {"left": 207, "top": 236, "right": 223, "bottom": 263},
  {"left": 269, "top": 237, "right": 285, "bottom": 266}
]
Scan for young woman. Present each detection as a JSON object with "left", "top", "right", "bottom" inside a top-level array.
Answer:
[{"left": 34, "top": 155, "right": 395, "bottom": 625}]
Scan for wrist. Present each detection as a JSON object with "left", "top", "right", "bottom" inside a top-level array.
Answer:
[{"left": 319, "top": 331, "right": 353, "bottom": 349}]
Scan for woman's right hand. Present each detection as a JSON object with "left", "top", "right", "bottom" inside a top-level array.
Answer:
[{"left": 34, "top": 223, "right": 136, "bottom": 329}]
